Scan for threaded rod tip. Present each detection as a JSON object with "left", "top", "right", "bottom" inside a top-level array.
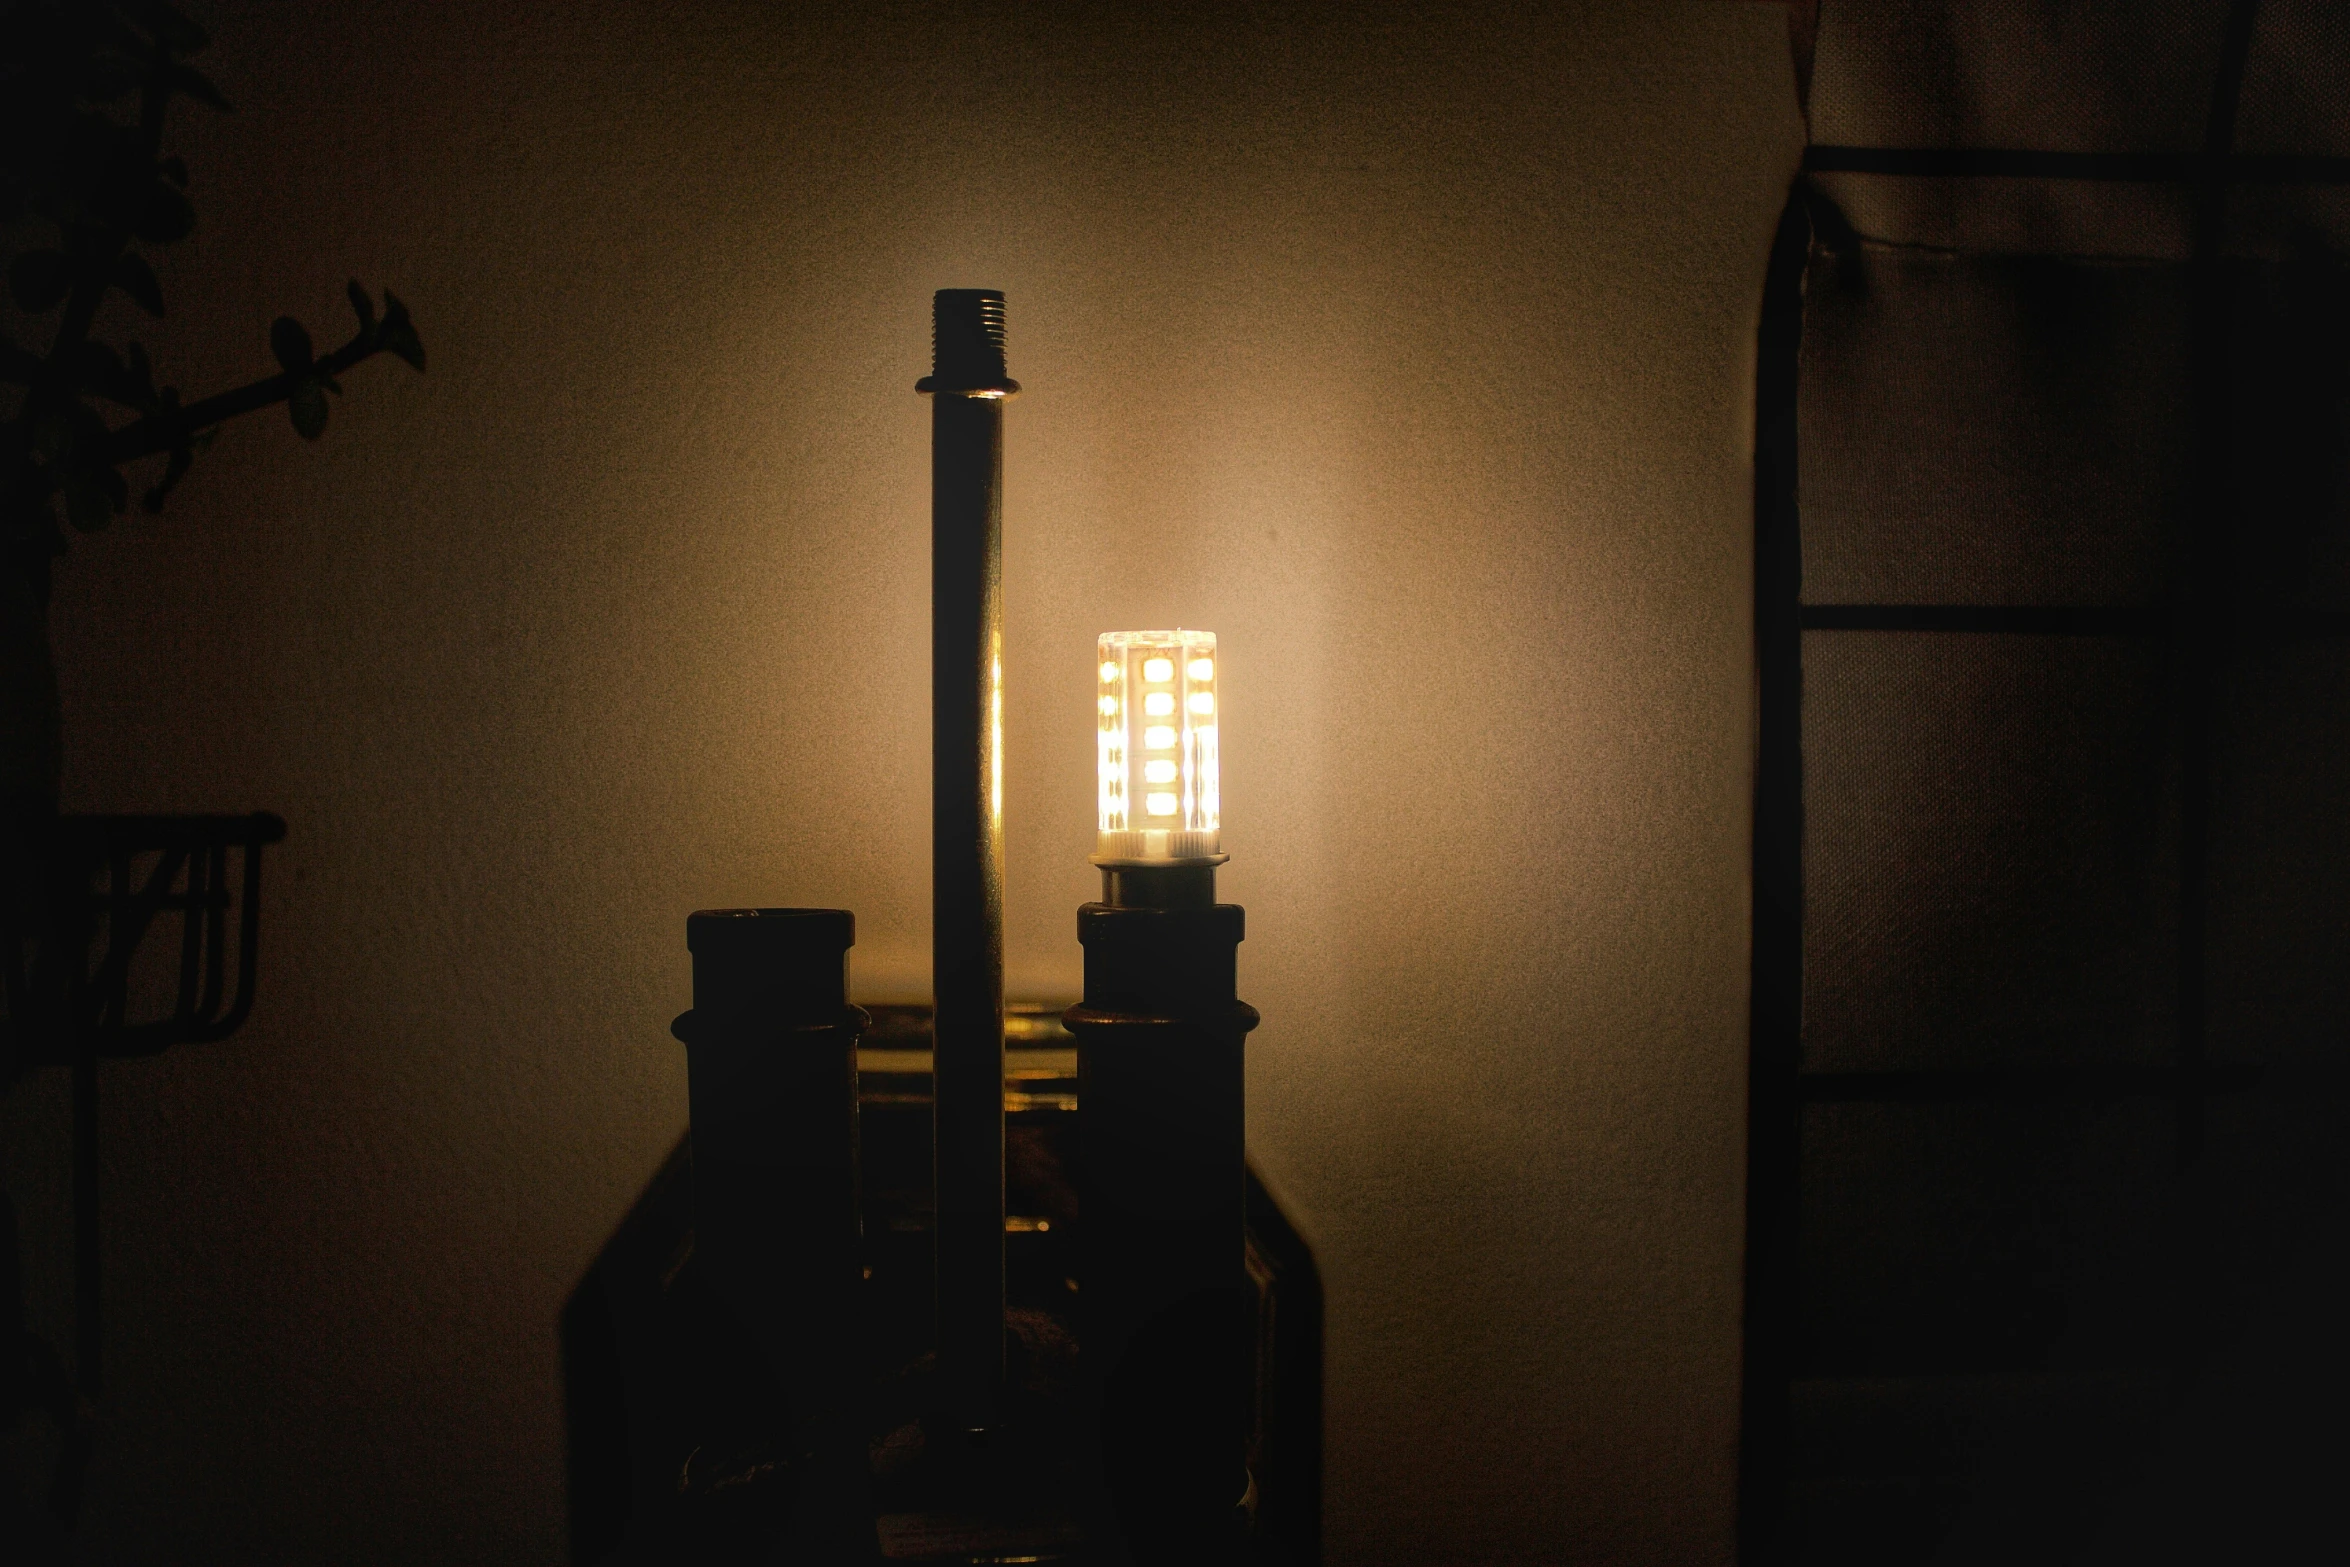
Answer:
[{"left": 931, "top": 288, "right": 1010, "bottom": 390}]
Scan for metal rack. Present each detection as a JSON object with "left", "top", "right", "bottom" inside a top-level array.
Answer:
[
  {"left": 1740, "top": 1, "right": 2350, "bottom": 1556},
  {"left": 3, "top": 810, "right": 285, "bottom": 1412}
]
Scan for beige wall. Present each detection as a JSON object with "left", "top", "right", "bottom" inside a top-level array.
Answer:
[{"left": 3, "top": 1, "right": 1800, "bottom": 1560}]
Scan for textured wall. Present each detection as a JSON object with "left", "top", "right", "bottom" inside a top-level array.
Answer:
[{"left": 2, "top": 1, "right": 1799, "bottom": 1560}]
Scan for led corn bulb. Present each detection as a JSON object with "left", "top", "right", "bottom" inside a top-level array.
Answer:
[{"left": 1096, "top": 629, "right": 1223, "bottom": 864}]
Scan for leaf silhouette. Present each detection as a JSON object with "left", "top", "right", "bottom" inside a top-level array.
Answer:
[
  {"left": 166, "top": 63, "right": 230, "bottom": 112},
  {"left": 378, "top": 289, "right": 425, "bottom": 370},
  {"left": 287, "top": 377, "right": 328, "bottom": 439},
  {"left": 122, "top": 0, "right": 212, "bottom": 52},
  {"left": 135, "top": 180, "right": 196, "bottom": 244},
  {"left": 111, "top": 252, "right": 164, "bottom": 315},
  {"left": 9, "top": 250, "right": 72, "bottom": 313},
  {"left": 62, "top": 473, "right": 112, "bottom": 531},
  {"left": 270, "top": 316, "right": 313, "bottom": 375}
]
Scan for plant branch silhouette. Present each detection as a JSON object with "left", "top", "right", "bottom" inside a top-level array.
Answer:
[{"left": 1, "top": 0, "right": 424, "bottom": 603}]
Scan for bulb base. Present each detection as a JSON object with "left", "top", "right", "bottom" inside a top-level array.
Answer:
[{"left": 1099, "top": 863, "right": 1218, "bottom": 909}]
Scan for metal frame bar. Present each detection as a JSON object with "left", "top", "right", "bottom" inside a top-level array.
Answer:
[
  {"left": 1801, "top": 605, "right": 2168, "bottom": 635},
  {"left": 1804, "top": 146, "right": 2350, "bottom": 185},
  {"left": 1798, "top": 1064, "right": 2261, "bottom": 1105}
]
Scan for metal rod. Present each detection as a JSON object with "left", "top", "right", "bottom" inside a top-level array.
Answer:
[
  {"left": 2172, "top": 0, "right": 2260, "bottom": 1170},
  {"left": 176, "top": 843, "right": 205, "bottom": 1029},
  {"left": 922, "top": 288, "right": 1016, "bottom": 1433},
  {"left": 1736, "top": 187, "right": 1812, "bottom": 1564},
  {"left": 72, "top": 1033, "right": 99, "bottom": 1397}
]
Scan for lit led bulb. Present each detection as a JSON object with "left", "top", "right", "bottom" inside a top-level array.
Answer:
[{"left": 1095, "top": 629, "right": 1223, "bottom": 864}]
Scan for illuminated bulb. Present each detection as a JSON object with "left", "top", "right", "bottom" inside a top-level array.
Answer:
[{"left": 1095, "top": 628, "right": 1223, "bottom": 864}]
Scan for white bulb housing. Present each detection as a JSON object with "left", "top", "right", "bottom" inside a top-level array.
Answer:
[{"left": 1095, "top": 629, "right": 1223, "bottom": 865}]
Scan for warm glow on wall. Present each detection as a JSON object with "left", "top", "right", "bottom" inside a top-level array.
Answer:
[{"left": 1095, "top": 629, "right": 1221, "bottom": 864}]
